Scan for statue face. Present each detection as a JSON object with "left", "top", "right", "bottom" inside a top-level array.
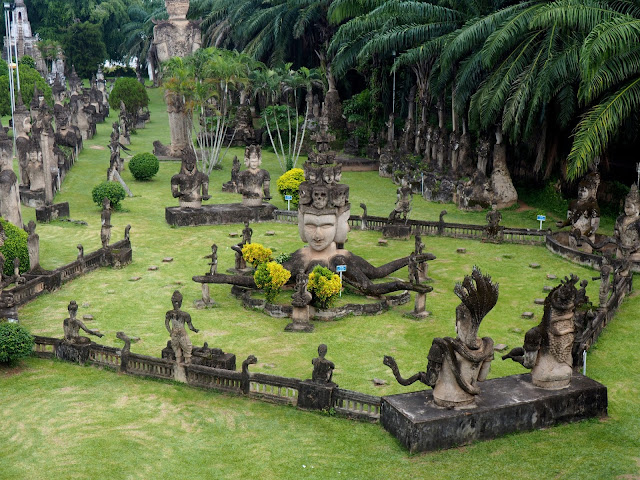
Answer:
[
  {"left": 578, "top": 185, "right": 589, "bottom": 200},
  {"left": 322, "top": 168, "right": 334, "bottom": 184},
  {"left": 299, "top": 183, "right": 311, "bottom": 205},
  {"left": 184, "top": 157, "right": 196, "bottom": 173},
  {"left": 624, "top": 198, "right": 639, "bottom": 217},
  {"left": 247, "top": 151, "right": 260, "bottom": 170},
  {"left": 312, "top": 187, "right": 329, "bottom": 209},
  {"left": 303, "top": 214, "right": 337, "bottom": 252}
]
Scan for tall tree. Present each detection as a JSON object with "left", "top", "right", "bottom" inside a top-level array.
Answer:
[{"left": 63, "top": 21, "right": 108, "bottom": 78}]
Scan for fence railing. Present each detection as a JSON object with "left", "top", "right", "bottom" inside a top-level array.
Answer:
[{"left": 333, "top": 388, "right": 381, "bottom": 421}]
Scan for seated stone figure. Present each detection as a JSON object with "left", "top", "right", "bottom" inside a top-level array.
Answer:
[
  {"left": 503, "top": 275, "right": 580, "bottom": 389},
  {"left": 384, "top": 267, "right": 497, "bottom": 408},
  {"left": 237, "top": 145, "right": 271, "bottom": 206},
  {"left": 311, "top": 344, "right": 335, "bottom": 384},
  {"left": 171, "top": 153, "right": 211, "bottom": 208},
  {"left": 556, "top": 172, "right": 600, "bottom": 252},
  {"left": 614, "top": 183, "right": 640, "bottom": 262},
  {"left": 63, "top": 300, "right": 104, "bottom": 345}
]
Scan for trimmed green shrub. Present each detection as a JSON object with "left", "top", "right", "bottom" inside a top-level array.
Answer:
[
  {"left": 276, "top": 168, "right": 305, "bottom": 208},
  {"left": 0, "top": 322, "right": 33, "bottom": 364},
  {"left": 0, "top": 65, "right": 53, "bottom": 116},
  {"left": 91, "top": 181, "right": 126, "bottom": 209},
  {"left": 129, "top": 153, "right": 159, "bottom": 181},
  {"left": 18, "top": 55, "right": 36, "bottom": 69},
  {"left": 0, "top": 218, "right": 29, "bottom": 277},
  {"left": 109, "top": 77, "right": 149, "bottom": 116}
]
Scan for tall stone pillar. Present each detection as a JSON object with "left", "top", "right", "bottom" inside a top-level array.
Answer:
[{"left": 0, "top": 120, "right": 23, "bottom": 227}]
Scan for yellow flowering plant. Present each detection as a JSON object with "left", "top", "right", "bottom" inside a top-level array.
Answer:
[
  {"left": 242, "top": 243, "right": 273, "bottom": 267},
  {"left": 254, "top": 261, "right": 291, "bottom": 303},
  {"left": 307, "top": 265, "right": 342, "bottom": 309},
  {"left": 276, "top": 168, "right": 305, "bottom": 208}
]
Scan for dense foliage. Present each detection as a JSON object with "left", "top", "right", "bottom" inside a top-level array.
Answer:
[
  {"left": 63, "top": 22, "right": 108, "bottom": 79},
  {"left": 276, "top": 168, "right": 305, "bottom": 208},
  {"left": 0, "top": 218, "right": 29, "bottom": 277},
  {"left": 0, "top": 65, "right": 52, "bottom": 116},
  {"left": 307, "top": 265, "right": 341, "bottom": 309},
  {"left": 254, "top": 261, "right": 291, "bottom": 303},
  {"left": 0, "top": 322, "right": 33, "bottom": 365},
  {"left": 109, "top": 77, "right": 149, "bottom": 116},
  {"left": 128, "top": 153, "right": 159, "bottom": 181},
  {"left": 242, "top": 243, "right": 273, "bottom": 268},
  {"left": 91, "top": 181, "right": 126, "bottom": 209}
]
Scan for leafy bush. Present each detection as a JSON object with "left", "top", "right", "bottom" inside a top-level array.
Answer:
[
  {"left": 18, "top": 55, "right": 36, "bottom": 69},
  {"left": 274, "top": 252, "right": 291, "bottom": 264},
  {"left": 129, "top": 153, "right": 159, "bottom": 181},
  {"left": 0, "top": 218, "right": 29, "bottom": 277},
  {"left": 0, "top": 322, "right": 33, "bottom": 365},
  {"left": 276, "top": 168, "right": 305, "bottom": 208},
  {"left": 242, "top": 243, "right": 273, "bottom": 268},
  {"left": 307, "top": 265, "right": 342, "bottom": 309},
  {"left": 109, "top": 77, "right": 149, "bottom": 116},
  {"left": 103, "top": 65, "right": 137, "bottom": 78},
  {"left": 254, "top": 261, "right": 291, "bottom": 303},
  {"left": 91, "top": 181, "right": 126, "bottom": 209},
  {"left": 0, "top": 65, "right": 53, "bottom": 116}
]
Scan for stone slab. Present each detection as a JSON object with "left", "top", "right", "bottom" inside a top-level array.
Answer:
[
  {"left": 19, "top": 186, "right": 47, "bottom": 208},
  {"left": 382, "top": 225, "right": 411, "bottom": 239},
  {"left": 166, "top": 203, "right": 277, "bottom": 226},
  {"left": 35, "top": 202, "right": 70, "bottom": 223},
  {"left": 380, "top": 373, "right": 607, "bottom": 453},
  {"left": 297, "top": 380, "right": 335, "bottom": 410}
]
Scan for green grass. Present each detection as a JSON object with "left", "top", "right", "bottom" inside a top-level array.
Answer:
[{"left": 1, "top": 86, "right": 639, "bottom": 479}]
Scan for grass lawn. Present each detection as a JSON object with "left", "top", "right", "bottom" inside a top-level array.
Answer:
[{"left": 1, "top": 87, "right": 638, "bottom": 480}]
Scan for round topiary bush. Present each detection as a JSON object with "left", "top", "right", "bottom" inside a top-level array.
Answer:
[
  {"left": 0, "top": 322, "right": 34, "bottom": 365},
  {"left": 0, "top": 218, "right": 29, "bottom": 277},
  {"left": 91, "top": 181, "right": 126, "bottom": 209},
  {"left": 276, "top": 168, "right": 305, "bottom": 208},
  {"left": 129, "top": 152, "right": 160, "bottom": 181}
]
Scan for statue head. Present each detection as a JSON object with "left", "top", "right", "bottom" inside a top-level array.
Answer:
[
  {"left": 22, "top": 116, "right": 32, "bottom": 135},
  {"left": 317, "top": 344, "right": 328, "bottom": 358},
  {"left": 301, "top": 213, "right": 337, "bottom": 252},
  {"left": 67, "top": 300, "right": 78, "bottom": 317},
  {"left": 244, "top": 145, "right": 261, "bottom": 170},
  {"left": 578, "top": 172, "right": 600, "bottom": 201},
  {"left": 171, "top": 290, "right": 183, "bottom": 309},
  {"left": 322, "top": 167, "right": 335, "bottom": 185},
  {"left": 182, "top": 153, "right": 197, "bottom": 175},
  {"left": 312, "top": 186, "right": 329, "bottom": 210},
  {"left": 624, "top": 184, "right": 639, "bottom": 217},
  {"left": 454, "top": 267, "right": 499, "bottom": 347}
]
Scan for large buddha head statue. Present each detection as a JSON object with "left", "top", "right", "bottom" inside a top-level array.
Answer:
[{"left": 298, "top": 164, "right": 350, "bottom": 252}]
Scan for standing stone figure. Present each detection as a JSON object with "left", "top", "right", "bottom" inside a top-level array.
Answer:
[
  {"left": 613, "top": 183, "right": 640, "bottom": 262},
  {"left": 165, "top": 290, "right": 199, "bottom": 365},
  {"left": 384, "top": 267, "right": 497, "bottom": 408},
  {"left": 0, "top": 120, "right": 23, "bottom": 227},
  {"left": 24, "top": 220, "right": 39, "bottom": 271},
  {"left": 63, "top": 300, "right": 103, "bottom": 345},
  {"left": 100, "top": 197, "right": 112, "bottom": 248},
  {"left": 388, "top": 178, "right": 412, "bottom": 223},
  {"left": 242, "top": 221, "right": 253, "bottom": 245},
  {"left": 503, "top": 275, "right": 579, "bottom": 389},
  {"left": 485, "top": 203, "right": 503, "bottom": 240},
  {"left": 222, "top": 156, "right": 241, "bottom": 193},
  {"left": 170, "top": 153, "right": 211, "bottom": 208},
  {"left": 204, "top": 244, "right": 218, "bottom": 275},
  {"left": 414, "top": 234, "right": 429, "bottom": 282},
  {"left": 237, "top": 145, "right": 271, "bottom": 206},
  {"left": 311, "top": 344, "right": 335, "bottom": 384},
  {"left": 476, "top": 135, "right": 491, "bottom": 175}
]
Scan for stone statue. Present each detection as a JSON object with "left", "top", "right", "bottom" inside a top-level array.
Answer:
[
  {"left": 222, "top": 156, "right": 241, "bottom": 193},
  {"left": 170, "top": 153, "right": 211, "bottom": 208},
  {"left": 485, "top": 203, "right": 503, "bottom": 239},
  {"left": 556, "top": 172, "right": 600, "bottom": 252},
  {"left": 311, "top": 344, "right": 335, "bottom": 384},
  {"left": 242, "top": 221, "right": 253, "bottom": 245},
  {"left": 503, "top": 275, "right": 580, "bottom": 389},
  {"left": 100, "top": 197, "right": 112, "bottom": 248},
  {"left": 384, "top": 267, "right": 497, "bottom": 408},
  {"left": 63, "top": 300, "right": 103, "bottom": 345},
  {"left": 476, "top": 135, "right": 490, "bottom": 175},
  {"left": 24, "top": 220, "right": 38, "bottom": 271},
  {"left": 237, "top": 145, "right": 271, "bottom": 206},
  {"left": 204, "top": 244, "right": 218, "bottom": 275},
  {"left": 165, "top": 290, "right": 199, "bottom": 364},
  {"left": 613, "top": 183, "right": 640, "bottom": 262},
  {"left": 286, "top": 269, "right": 314, "bottom": 332},
  {"left": 0, "top": 120, "right": 23, "bottom": 227},
  {"left": 414, "top": 234, "right": 429, "bottom": 282},
  {"left": 388, "top": 178, "right": 412, "bottom": 224},
  {"left": 16, "top": 116, "right": 43, "bottom": 191},
  {"left": 593, "top": 256, "right": 613, "bottom": 308}
]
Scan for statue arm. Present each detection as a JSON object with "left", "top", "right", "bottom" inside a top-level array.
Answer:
[
  {"left": 263, "top": 178, "right": 271, "bottom": 200},
  {"left": 165, "top": 313, "right": 172, "bottom": 334},
  {"left": 186, "top": 314, "right": 199, "bottom": 334},
  {"left": 343, "top": 252, "right": 435, "bottom": 280},
  {"left": 201, "top": 174, "right": 211, "bottom": 200},
  {"left": 77, "top": 320, "right": 103, "bottom": 338}
]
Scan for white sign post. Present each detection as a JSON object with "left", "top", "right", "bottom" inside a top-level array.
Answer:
[
  {"left": 537, "top": 214, "right": 546, "bottom": 231},
  {"left": 284, "top": 194, "right": 293, "bottom": 211},
  {"left": 336, "top": 265, "right": 347, "bottom": 297},
  {"left": 636, "top": 162, "right": 640, "bottom": 187}
]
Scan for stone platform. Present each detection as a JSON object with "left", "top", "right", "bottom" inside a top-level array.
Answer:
[
  {"left": 35, "top": 202, "right": 70, "bottom": 222},
  {"left": 165, "top": 203, "right": 277, "bottom": 226},
  {"left": 380, "top": 373, "right": 607, "bottom": 453},
  {"left": 335, "top": 153, "right": 379, "bottom": 171}
]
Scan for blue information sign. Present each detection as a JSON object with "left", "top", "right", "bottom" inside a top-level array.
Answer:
[
  {"left": 284, "top": 195, "right": 293, "bottom": 201},
  {"left": 336, "top": 265, "right": 347, "bottom": 272},
  {"left": 536, "top": 215, "right": 546, "bottom": 221}
]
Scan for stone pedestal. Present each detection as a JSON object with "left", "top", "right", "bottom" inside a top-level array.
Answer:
[
  {"left": 285, "top": 305, "right": 314, "bottom": 332},
  {"left": 380, "top": 373, "right": 607, "bottom": 453},
  {"left": 405, "top": 291, "right": 429, "bottom": 319},
  {"left": 297, "top": 380, "right": 336, "bottom": 410},
  {"left": 55, "top": 341, "right": 92, "bottom": 364},
  {"left": 19, "top": 186, "right": 46, "bottom": 208},
  {"left": 382, "top": 224, "right": 412, "bottom": 239},
  {"left": 194, "top": 284, "right": 215, "bottom": 309},
  {"left": 165, "top": 203, "right": 277, "bottom": 226},
  {"left": 35, "top": 202, "right": 70, "bottom": 222}
]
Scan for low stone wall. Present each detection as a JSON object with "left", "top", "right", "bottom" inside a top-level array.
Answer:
[
  {"left": 231, "top": 285, "right": 411, "bottom": 320},
  {"left": 6, "top": 238, "right": 132, "bottom": 309},
  {"left": 546, "top": 233, "right": 640, "bottom": 273},
  {"left": 31, "top": 336, "right": 381, "bottom": 421}
]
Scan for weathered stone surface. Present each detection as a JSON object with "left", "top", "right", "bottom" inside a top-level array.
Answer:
[
  {"left": 380, "top": 373, "right": 607, "bottom": 453},
  {"left": 162, "top": 257, "right": 174, "bottom": 263},
  {"left": 148, "top": 265, "right": 159, "bottom": 271},
  {"left": 130, "top": 276, "right": 142, "bottom": 282},
  {"left": 378, "top": 239, "right": 388, "bottom": 246},
  {"left": 297, "top": 380, "right": 335, "bottom": 410},
  {"left": 457, "top": 248, "right": 466, "bottom": 254},
  {"left": 165, "top": 203, "right": 277, "bottom": 226},
  {"left": 373, "top": 378, "right": 387, "bottom": 386},
  {"left": 82, "top": 314, "right": 93, "bottom": 321},
  {"left": 382, "top": 224, "right": 411, "bottom": 239},
  {"left": 534, "top": 298, "right": 545, "bottom": 305},
  {"left": 529, "top": 263, "right": 541, "bottom": 268},
  {"left": 35, "top": 202, "right": 70, "bottom": 223},
  {"left": 547, "top": 274, "right": 557, "bottom": 279},
  {"left": 494, "top": 343, "right": 508, "bottom": 351},
  {"left": 265, "top": 231, "right": 276, "bottom": 236},
  {"left": 521, "top": 312, "right": 534, "bottom": 319},
  {"left": 543, "top": 286, "right": 553, "bottom": 292}
]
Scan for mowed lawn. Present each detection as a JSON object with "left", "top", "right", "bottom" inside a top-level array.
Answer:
[{"left": 1, "top": 86, "right": 638, "bottom": 480}]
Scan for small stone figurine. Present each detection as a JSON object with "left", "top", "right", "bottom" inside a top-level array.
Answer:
[
  {"left": 204, "top": 244, "right": 218, "bottom": 275},
  {"left": 63, "top": 300, "right": 103, "bottom": 345},
  {"left": 312, "top": 344, "right": 335, "bottom": 384},
  {"left": 100, "top": 197, "right": 112, "bottom": 248},
  {"left": 165, "top": 290, "right": 199, "bottom": 365}
]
